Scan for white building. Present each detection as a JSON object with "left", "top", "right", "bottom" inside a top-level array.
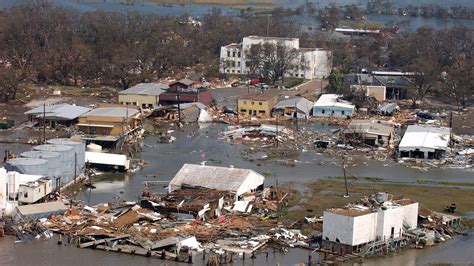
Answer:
[
  {"left": 398, "top": 125, "right": 450, "bottom": 159},
  {"left": 219, "top": 36, "right": 332, "bottom": 80},
  {"left": 313, "top": 94, "right": 355, "bottom": 118},
  {"left": 322, "top": 193, "right": 418, "bottom": 254},
  {"left": 169, "top": 164, "right": 265, "bottom": 200},
  {"left": 0, "top": 168, "right": 49, "bottom": 216}
]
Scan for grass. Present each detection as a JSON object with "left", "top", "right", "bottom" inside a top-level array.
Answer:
[
  {"left": 281, "top": 180, "right": 474, "bottom": 228},
  {"left": 416, "top": 179, "right": 474, "bottom": 187}
]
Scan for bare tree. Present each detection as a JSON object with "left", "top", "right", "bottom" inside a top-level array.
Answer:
[{"left": 0, "top": 68, "right": 19, "bottom": 102}]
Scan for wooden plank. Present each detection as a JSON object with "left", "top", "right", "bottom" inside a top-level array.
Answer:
[{"left": 79, "top": 234, "right": 130, "bottom": 248}]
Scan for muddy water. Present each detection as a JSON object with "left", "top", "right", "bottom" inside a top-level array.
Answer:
[{"left": 1, "top": 123, "right": 473, "bottom": 265}]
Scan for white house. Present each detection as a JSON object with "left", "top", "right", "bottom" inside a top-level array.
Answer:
[
  {"left": 322, "top": 193, "right": 418, "bottom": 254},
  {"left": 168, "top": 164, "right": 265, "bottom": 199},
  {"left": 313, "top": 94, "right": 355, "bottom": 118},
  {"left": 219, "top": 36, "right": 332, "bottom": 80},
  {"left": 398, "top": 125, "right": 450, "bottom": 159}
]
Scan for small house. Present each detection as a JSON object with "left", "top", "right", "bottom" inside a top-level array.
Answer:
[
  {"left": 238, "top": 94, "right": 276, "bottom": 118},
  {"left": 169, "top": 164, "right": 265, "bottom": 200},
  {"left": 343, "top": 120, "right": 395, "bottom": 147},
  {"left": 398, "top": 125, "right": 450, "bottom": 159},
  {"left": 118, "top": 83, "right": 169, "bottom": 109},
  {"left": 273, "top": 97, "right": 314, "bottom": 119},
  {"left": 17, "top": 177, "right": 52, "bottom": 204},
  {"left": 159, "top": 79, "right": 213, "bottom": 106},
  {"left": 313, "top": 94, "right": 355, "bottom": 118}
]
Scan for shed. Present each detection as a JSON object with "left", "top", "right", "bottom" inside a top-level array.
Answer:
[
  {"left": 313, "top": 94, "right": 355, "bottom": 118},
  {"left": 118, "top": 83, "right": 169, "bottom": 109},
  {"left": 14, "top": 201, "right": 67, "bottom": 221},
  {"left": 273, "top": 97, "right": 314, "bottom": 119},
  {"left": 398, "top": 125, "right": 450, "bottom": 159},
  {"left": 168, "top": 164, "right": 265, "bottom": 199}
]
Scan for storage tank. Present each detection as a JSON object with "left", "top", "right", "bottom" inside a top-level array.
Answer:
[
  {"left": 20, "top": 151, "right": 62, "bottom": 185},
  {"left": 47, "top": 138, "right": 86, "bottom": 173},
  {"left": 34, "top": 144, "right": 74, "bottom": 184},
  {"left": 4, "top": 158, "right": 49, "bottom": 176}
]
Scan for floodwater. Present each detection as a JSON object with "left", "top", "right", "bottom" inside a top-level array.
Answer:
[
  {"left": 1, "top": 0, "right": 473, "bottom": 30},
  {"left": 1, "top": 123, "right": 474, "bottom": 264}
]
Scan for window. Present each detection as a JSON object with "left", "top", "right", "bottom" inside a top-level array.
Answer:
[
  {"left": 251, "top": 101, "right": 255, "bottom": 105},
  {"left": 226, "top": 69, "right": 229, "bottom": 73},
  {"left": 259, "top": 102, "right": 262, "bottom": 105},
  {"left": 321, "top": 109, "right": 325, "bottom": 114},
  {"left": 132, "top": 102, "right": 137, "bottom": 106},
  {"left": 301, "top": 74, "right": 304, "bottom": 78},
  {"left": 240, "top": 109, "right": 246, "bottom": 112},
  {"left": 238, "top": 52, "right": 241, "bottom": 57},
  {"left": 227, "top": 51, "right": 230, "bottom": 57},
  {"left": 231, "top": 61, "right": 235, "bottom": 67},
  {"left": 231, "top": 70, "right": 235, "bottom": 73},
  {"left": 24, "top": 192, "right": 28, "bottom": 198},
  {"left": 237, "top": 70, "right": 240, "bottom": 73},
  {"left": 120, "top": 102, "right": 124, "bottom": 104},
  {"left": 237, "top": 61, "right": 240, "bottom": 67},
  {"left": 232, "top": 52, "right": 236, "bottom": 57},
  {"left": 258, "top": 110, "right": 265, "bottom": 113},
  {"left": 341, "top": 110, "right": 345, "bottom": 115}
]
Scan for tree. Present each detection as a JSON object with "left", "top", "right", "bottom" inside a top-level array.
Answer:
[
  {"left": 0, "top": 68, "right": 19, "bottom": 103},
  {"left": 389, "top": 27, "right": 441, "bottom": 108},
  {"left": 327, "top": 70, "right": 344, "bottom": 93}
]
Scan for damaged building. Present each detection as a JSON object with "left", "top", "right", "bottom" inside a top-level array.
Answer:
[
  {"left": 273, "top": 97, "right": 314, "bottom": 119},
  {"left": 168, "top": 164, "right": 265, "bottom": 200},
  {"left": 322, "top": 193, "right": 418, "bottom": 255},
  {"left": 398, "top": 125, "right": 450, "bottom": 159},
  {"left": 342, "top": 120, "right": 395, "bottom": 147}
]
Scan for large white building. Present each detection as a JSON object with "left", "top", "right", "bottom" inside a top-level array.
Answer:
[
  {"left": 322, "top": 193, "right": 418, "bottom": 254},
  {"left": 220, "top": 36, "right": 332, "bottom": 80}
]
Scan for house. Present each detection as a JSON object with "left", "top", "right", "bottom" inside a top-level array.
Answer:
[
  {"left": 159, "top": 79, "right": 213, "bottom": 106},
  {"left": 25, "top": 104, "right": 91, "bottom": 127},
  {"left": 238, "top": 94, "right": 276, "bottom": 118},
  {"left": 220, "top": 36, "right": 332, "bottom": 79},
  {"left": 398, "top": 125, "right": 450, "bottom": 159},
  {"left": 168, "top": 164, "right": 265, "bottom": 200},
  {"left": 322, "top": 193, "right": 418, "bottom": 255},
  {"left": 0, "top": 168, "right": 46, "bottom": 203},
  {"left": 345, "top": 72, "right": 413, "bottom": 100},
  {"left": 17, "top": 177, "right": 52, "bottom": 204},
  {"left": 313, "top": 94, "right": 355, "bottom": 118},
  {"left": 273, "top": 97, "right": 314, "bottom": 119},
  {"left": 77, "top": 105, "right": 140, "bottom": 138},
  {"left": 343, "top": 120, "right": 395, "bottom": 147},
  {"left": 118, "top": 83, "right": 169, "bottom": 109},
  {"left": 14, "top": 201, "right": 67, "bottom": 221}
]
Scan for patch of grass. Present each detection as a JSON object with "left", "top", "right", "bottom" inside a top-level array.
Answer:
[
  {"left": 261, "top": 171, "right": 273, "bottom": 177},
  {"left": 364, "top": 176, "right": 384, "bottom": 182},
  {"left": 417, "top": 179, "right": 474, "bottom": 187},
  {"left": 282, "top": 180, "right": 474, "bottom": 227}
]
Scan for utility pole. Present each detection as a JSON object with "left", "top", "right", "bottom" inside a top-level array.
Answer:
[
  {"left": 266, "top": 15, "right": 270, "bottom": 37},
  {"left": 275, "top": 114, "right": 279, "bottom": 148},
  {"left": 449, "top": 111, "right": 453, "bottom": 153},
  {"left": 294, "top": 101, "right": 298, "bottom": 131},
  {"left": 43, "top": 102, "right": 46, "bottom": 144},
  {"left": 342, "top": 154, "right": 349, "bottom": 198},
  {"left": 176, "top": 93, "right": 181, "bottom": 125},
  {"left": 236, "top": 99, "right": 239, "bottom": 124}
]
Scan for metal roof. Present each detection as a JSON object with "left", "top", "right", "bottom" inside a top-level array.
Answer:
[
  {"left": 82, "top": 107, "right": 139, "bottom": 118},
  {"left": 119, "top": 83, "right": 169, "bottom": 96},
  {"left": 399, "top": 125, "right": 450, "bottom": 151},
  {"left": 169, "top": 164, "right": 264, "bottom": 194},
  {"left": 16, "top": 201, "right": 67, "bottom": 216},
  {"left": 24, "top": 104, "right": 91, "bottom": 120},
  {"left": 313, "top": 94, "right": 355, "bottom": 110},
  {"left": 171, "top": 79, "right": 195, "bottom": 87},
  {"left": 346, "top": 120, "right": 394, "bottom": 136},
  {"left": 273, "top": 97, "right": 314, "bottom": 115}
]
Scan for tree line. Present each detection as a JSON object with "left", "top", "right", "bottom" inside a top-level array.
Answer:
[{"left": 0, "top": 2, "right": 472, "bottom": 108}]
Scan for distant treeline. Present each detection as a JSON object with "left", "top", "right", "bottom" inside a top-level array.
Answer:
[{"left": 0, "top": 2, "right": 472, "bottom": 108}]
